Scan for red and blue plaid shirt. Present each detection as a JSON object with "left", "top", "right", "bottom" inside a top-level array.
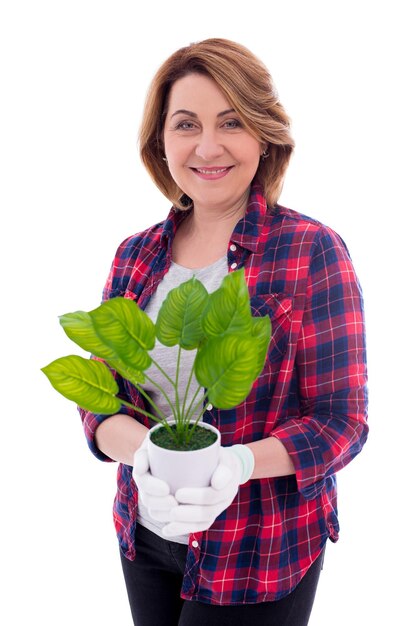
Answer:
[{"left": 79, "top": 182, "right": 368, "bottom": 605}]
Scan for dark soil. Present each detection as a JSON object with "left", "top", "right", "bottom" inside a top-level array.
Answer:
[{"left": 150, "top": 424, "right": 218, "bottom": 451}]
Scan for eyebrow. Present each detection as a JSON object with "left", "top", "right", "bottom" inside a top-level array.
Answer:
[{"left": 170, "top": 108, "right": 236, "bottom": 119}]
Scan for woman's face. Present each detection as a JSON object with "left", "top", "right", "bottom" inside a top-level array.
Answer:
[{"left": 163, "top": 73, "right": 264, "bottom": 213}]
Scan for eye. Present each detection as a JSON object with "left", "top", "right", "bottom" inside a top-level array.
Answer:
[
  {"left": 174, "top": 120, "right": 197, "bottom": 131},
  {"left": 223, "top": 119, "right": 242, "bottom": 129}
]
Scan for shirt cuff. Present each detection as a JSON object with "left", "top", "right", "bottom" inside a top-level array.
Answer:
[
  {"left": 80, "top": 404, "right": 135, "bottom": 462},
  {"left": 270, "top": 422, "right": 327, "bottom": 500}
]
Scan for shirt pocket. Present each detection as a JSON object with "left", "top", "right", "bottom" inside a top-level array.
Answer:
[{"left": 250, "top": 293, "right": 293, "bottom": 368}]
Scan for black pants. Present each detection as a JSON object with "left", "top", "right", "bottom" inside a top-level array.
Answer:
[{"left": 120, "top": 525, "right": 324, "bottom": 626}]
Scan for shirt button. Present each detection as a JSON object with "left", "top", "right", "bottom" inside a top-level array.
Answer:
[
  {"left": 206, "top": 403, "right": 213, "bottom": 411},
  {"left": 192, "top": 540, "right": 199, "bottom": 548},
  {"left": 229, "top": 244, "right": 237, "bottom": 252},
  {"left": 230, "top": 262, "right": 238, "bottom": 270}
]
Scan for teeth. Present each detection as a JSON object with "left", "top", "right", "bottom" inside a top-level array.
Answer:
[{"left": 196, "top": 168, "right": 228, "bottom": 174}]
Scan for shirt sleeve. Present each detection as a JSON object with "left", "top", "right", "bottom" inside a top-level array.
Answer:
[
  {"left": 78, "top": 366, "right": 144, "bottom": 462},
  {"left": 271, "top": 226, "right": 369, "bottom": 499},
  {"left": 77, "top": 253, "right": 147, "bottom": 462}
]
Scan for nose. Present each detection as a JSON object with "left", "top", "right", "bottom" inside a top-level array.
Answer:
[{"left": 194, "top": 129, "right": 225, "bottom": 161}]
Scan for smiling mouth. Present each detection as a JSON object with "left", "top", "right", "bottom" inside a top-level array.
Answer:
[
  {"left": 193, "top": 167, "right": 231, "bottom": 174},
  {"left": 190, "top": 166, "right": 234, "bottom": 179}
]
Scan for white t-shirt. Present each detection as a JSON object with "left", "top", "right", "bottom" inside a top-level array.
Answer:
[{"left": 138, "top": 255, "right": 228, "bottom": 543}]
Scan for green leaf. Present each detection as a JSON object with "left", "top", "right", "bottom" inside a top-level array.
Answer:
[
  {"left": 59, "top": 311, "right": 116, "bottom": 360},
  {"left": 41, "top": 355, "right": 121, "bottom": 414},
  {"left": 107, "top": 358, "right": 145, "bottom": 385},
  {"left": 202, "top": 268, "right": 252, "bottom": 338},
  {"left": 251, "top": 315, "right": 272, "bottom": 378},
  {"left": 156, "top": 277, "right": 209, "bottom": 349},
  {"left": 194, "top": 334, "right": 258, "bottom": 409},
  {"left": 89, "top": 298, "right": 155, "bottom": 371}
]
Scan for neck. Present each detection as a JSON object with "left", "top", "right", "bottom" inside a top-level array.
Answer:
[
  {"left": 189, "top": 191, "right": 249, "bottom": 238},
  {"left": 171, "top": 192, "right": 249, "bottom": 269}
]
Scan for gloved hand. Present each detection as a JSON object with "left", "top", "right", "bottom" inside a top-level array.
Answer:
[
  {"left": 162, "top": 444, "right": 254, "bottom": 537},
  {"left": 132, "top": 437, "right": 178, "bottom": 522}
]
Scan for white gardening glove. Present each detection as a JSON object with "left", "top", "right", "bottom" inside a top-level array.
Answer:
[
  {"left": 162, "top": 444, "right": 254, "bottom": 537},
  {"left": 132, "top": 437, "right": 178, "bottom": 523}
]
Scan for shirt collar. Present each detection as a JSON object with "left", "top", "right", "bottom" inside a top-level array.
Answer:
[
  {"left": 230, "top": 180, "right": 268, "bottom": 252},
  {"left": 161, "top": 180, "right": 268, "bottom": 253},
  {"left": 160, "top": 206, "right": 192, "bottom": 250}
]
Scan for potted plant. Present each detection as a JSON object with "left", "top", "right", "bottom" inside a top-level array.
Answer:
[{"left": 42, "top": 269, "right": 271, "bottom": 492}]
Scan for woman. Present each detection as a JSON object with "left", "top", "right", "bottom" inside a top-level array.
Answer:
[{"left": 79, "top": 39, "right": 368, "bottom": 625}]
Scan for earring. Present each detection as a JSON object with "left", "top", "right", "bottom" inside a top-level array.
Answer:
[
  {"left": 162, "top": 157, "right": 168, "bottom": 162},
  {"left": 180, "top": 193, "right": 193, "bottom": 208},
  {"left": 261, "top": 150, "right": 269, "bottom": 160}
]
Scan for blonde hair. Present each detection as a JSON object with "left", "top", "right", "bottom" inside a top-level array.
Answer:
[{"left": 139, "top": 38, "right": 294, "bottom": 208}]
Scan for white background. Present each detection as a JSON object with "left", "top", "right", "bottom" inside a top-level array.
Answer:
[{"left": 1, "top": 1, "right": 415, "bottom": 624}]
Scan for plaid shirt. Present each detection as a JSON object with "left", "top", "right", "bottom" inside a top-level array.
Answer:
[{"left": 79, "top": 182, "right": 368, "bottom": 605}]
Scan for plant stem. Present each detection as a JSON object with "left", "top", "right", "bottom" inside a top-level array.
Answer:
[
  {"left": 184, "top": 384, "right": 204, "bottom": 425},
  {"left": 142, "top": 372, "right": 177, "bottom": 419},
  {"left": 174, "top": 345, "right": 182, "bottom": 432},
  {"left": 118, "top": 399, "right": 176, "bottom": 442},
  {"left": 145, "top": 359, "right": 182, "bottom": 442},
  {"left": 109, "top": 360, "right": 171, "bottom": 423},
  {"left": 185, "top": 398, "right": 211, "bottom": 444},
  {"left": 127, "top": 379, "right": 169, "bottom": 424},
  {"left": 149, "top": 356, "right": 176, "bottom": 389},
  {"left": 118, "top": 399, "right": 164, "bottom": 423},
  {"left": 123, "top": 379, "right": 181, "bottom": 444},
  {"left": 182, "top": 360, "right": 195, "bottom": 424}
]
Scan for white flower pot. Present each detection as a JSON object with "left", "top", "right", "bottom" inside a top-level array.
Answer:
[{"left": 147, "top": 421, "right": 221, "bottom": 494}]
